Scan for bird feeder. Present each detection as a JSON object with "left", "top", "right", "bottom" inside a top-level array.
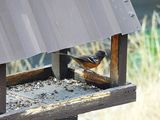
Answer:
[{"left": 0, "top": 0, "right": 141, "bottom": 119}]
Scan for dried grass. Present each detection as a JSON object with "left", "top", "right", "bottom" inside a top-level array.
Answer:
[{"left": 79, "top": 11, "right": 160, "bottom": 120}]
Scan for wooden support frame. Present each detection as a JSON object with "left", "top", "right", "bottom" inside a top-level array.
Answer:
[
  {"left": 6, "top": 66, "right": 110, "bottom": 89},
  {"left": 52, "top": 49, "right": 71, "bottom": 80},
  {"left": 3, "top": 66, "right": 136, "bottom": 120},
  {"left": 0, "top": 34, "right": 131, "bottom": 120},
  {"left": 68, "top": 68, "right": 111, "bottom": 89},
  {"left": 7, "top": 65, "right": 53, "bottom": 86},
  {"left": 51, "top": 49, "right": 77, "bottom": 119},
  {"left": 0, "top": 84, "right": 136, "bottom": 120},
  {"left": 1, "top": 65, "right": 136, "bottom": 120},
  {"left": 51, "top": 34, "right": 128, "bottom": 86},
  {"left": 110, "top": 34, "right": 128, "bottom": 85},
  {"left": 0, "top": 64, "right": 6, "bottom": 114}
]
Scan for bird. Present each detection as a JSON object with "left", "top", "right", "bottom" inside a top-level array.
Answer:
[{"left": 56, "top": 50, "right": 109, "bottom": 70}]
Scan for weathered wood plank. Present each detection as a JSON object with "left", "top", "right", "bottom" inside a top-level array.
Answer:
[
  {"left": 110, "top": 34, "right": 128, "bottom": 85},
  {"left": 118, "top": 34, "right": 128, "bottom": 85},
  {"left": 0, "top": 64, "right": 6, "bottom": 114},
  {"left": 52, "top": 49, "right": 71, "bottom": 80},
  {"left": 6, "top": 65, "right": 53, "bottom": 86},
  {"left": 69, "top": 68, "right": 111, "bottom": 89},
  {"left": 0, "top": 84, "right": 136, "bottom": 120},
  {"left": 6, "top": 66, "right": 110, "bottom": 88},
  {"left": 110, "top": 35, "right": 119, "bottom": 83},
  {"left": 52, "top": 49, "right": 77, "bottom": 119}
]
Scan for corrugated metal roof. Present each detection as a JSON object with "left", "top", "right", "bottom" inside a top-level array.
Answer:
[{"left": 0, "top": 0, "right": 141, "bottom": 64}]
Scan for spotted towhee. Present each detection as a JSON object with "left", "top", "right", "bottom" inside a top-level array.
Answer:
[{"left": 57, "top": 50, "right": 110, "bottom": 70}]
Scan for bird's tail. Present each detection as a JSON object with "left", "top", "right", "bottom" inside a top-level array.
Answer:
[{"left": 54, "top": 52, "right": 76, "bottom": 59}]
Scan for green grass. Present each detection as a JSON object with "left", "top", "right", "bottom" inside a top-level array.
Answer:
[{"left": 127, "top": 11, "right": 160, "bottom": 86}]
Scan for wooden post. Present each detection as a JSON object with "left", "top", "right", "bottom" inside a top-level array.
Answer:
[
  {"left": 0, "top": 64, "right": 6, "bottom": 114},
  {"left": 6, "top": 65, "right": 53, "bottom": 86},
  {"left": 0, "top": 84, "right": 136, "bottom": 120},
  {"left": 52, "top": 49, "right": 78, "bottom": 119},
  {"left": 52, "top": 49, "right": 71, "bottom": 80},
  {"left": 110, "top": 34, "right": 128, "bottom": 85}
]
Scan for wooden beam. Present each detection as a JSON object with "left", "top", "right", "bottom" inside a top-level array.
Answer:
[
  {"left": 6, "top": 65, "right": 53, "bottom": 86},
  {"left": 68, "top": 68, "right": 111, "bottom": 89},
  {"left": 52, "top": 49, "right": 77, "bottom": 119},
  {"left": 118, "top": 34, "right": 128, "bottom": 85},
  {"left": 6, "top": 66, "right": 111, "bottom": 89},
  {"left": 0, "top": 64, "right": 6, "bottom": 114},
  {"left": 0, "top": 84, "right": 136, "bottom": 120},
  {"left": 110, "top": 34, "right": 128, "bottom": 85},
  {"left": 52, "top": 49, "right": 71, "bottom": 80},
  {"left": 110, "top": 35, "right": 119, "bottom": 83}
]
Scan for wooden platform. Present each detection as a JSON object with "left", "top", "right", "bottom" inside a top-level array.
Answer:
[
  {"left": 1, "top": 83, "right": 136, "bottom": 120},
  {"left": 0, "top": 65, "right": 137, "bottom": 120},
  {"left": 0, "top": 34, "right": 136, "bottom": 119},
  {"left": 6, "top": 78, "right": 101, "bottom": 113}
]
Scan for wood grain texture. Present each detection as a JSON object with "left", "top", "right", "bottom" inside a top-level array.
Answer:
[
  {"left": 6, "top": 66, "right": 110, "bottom": 88},
  {"left": 6, "top": 65, "right": 53, "bottom": 86},
  {"left": 110, "top": 34, "right": 128, "bottom": 85},
  {"left": 69, "top": 69, "right": 111, "bottom": 89},
  {"left": 0, "top": 64, "right": 6, "bottom": 114},
  {"left": 118, "top": 35, "right": 128, "bottom": 85},
  {"left": 52, "top": 49, "right": 71, "bottom": 80},
  {"left": 110, "top": 34, "right": 119, "bottom": 83},
  {"left": 0, "top": 84, "right": 136, "bottom": 120}
]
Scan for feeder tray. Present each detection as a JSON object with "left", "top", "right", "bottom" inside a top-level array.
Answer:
[
  {"left": 0, "top": 34, "right": 136, "bottom": 120},
  {"left": 0, "top": 0, "right": 141, "bottom": 119}
]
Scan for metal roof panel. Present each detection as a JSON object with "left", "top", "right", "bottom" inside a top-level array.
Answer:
[{"left": 0, "top": 0, "right": 141, "bottom": 63}]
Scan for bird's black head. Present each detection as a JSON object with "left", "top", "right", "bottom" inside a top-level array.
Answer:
[{"left": 95, "top": 50, "right": 106, "bottom": 60}]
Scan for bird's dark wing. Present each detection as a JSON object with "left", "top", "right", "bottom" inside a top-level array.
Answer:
[
  {"left": 75, "top": 56, "right": 98, "bottom": 64},
  {"left": 56, "top": 52, "right": 99, "bottom": 64}
]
